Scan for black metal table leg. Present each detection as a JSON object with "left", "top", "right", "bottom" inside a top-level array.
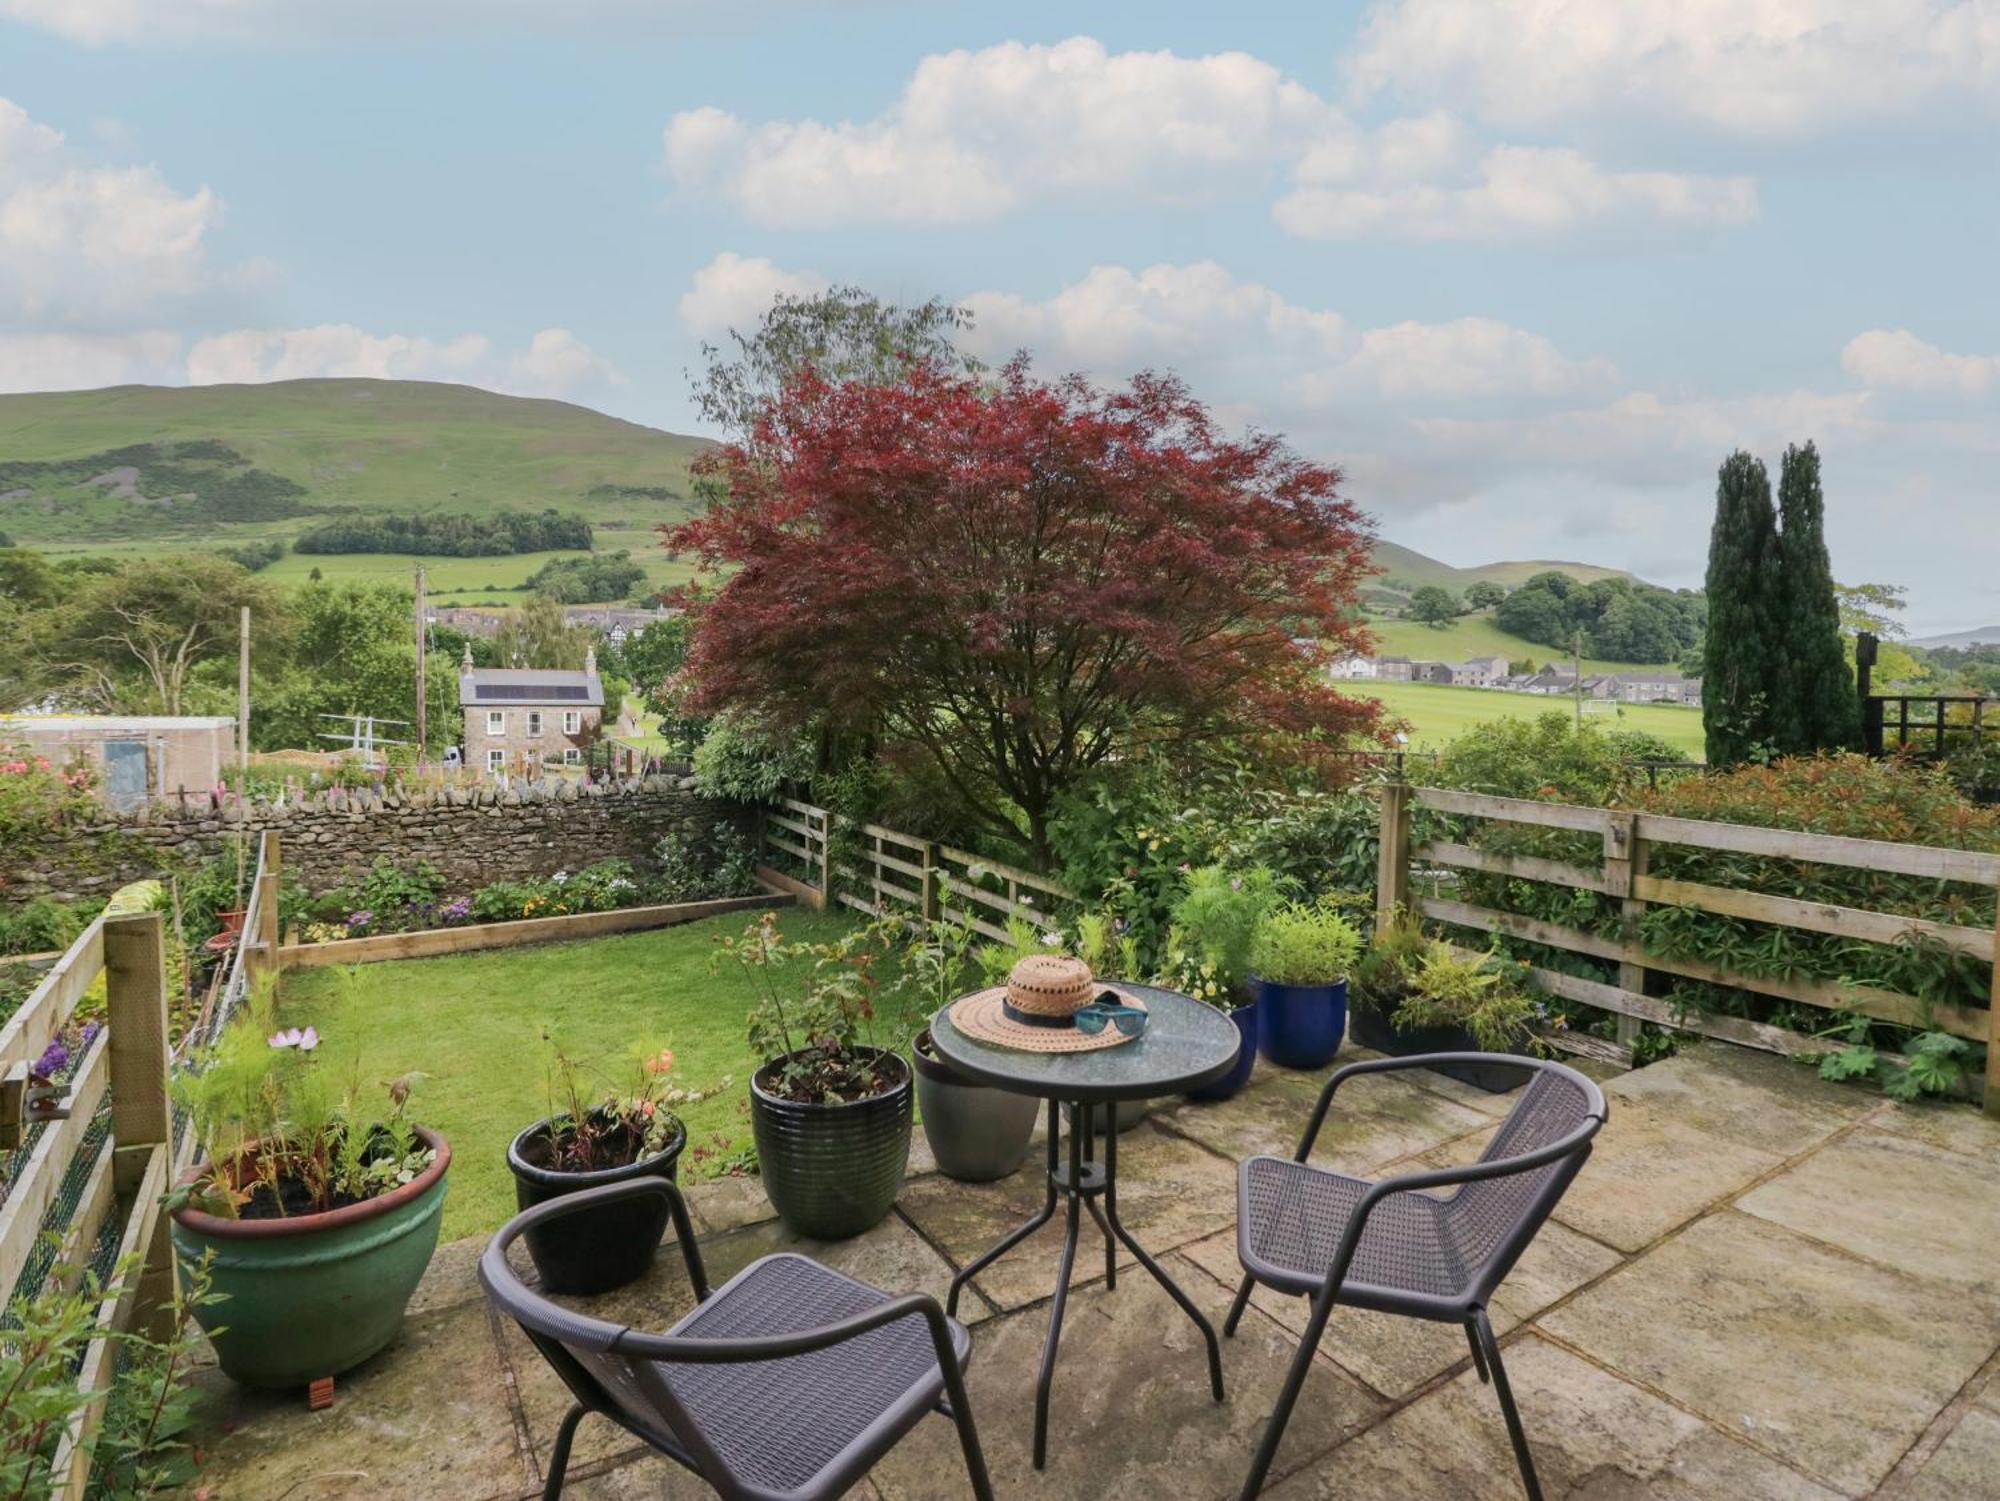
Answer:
[
  {"left": 947, "top": 1098, "right": 1059, "bottom": 1318},
  {"left": 1103, "top": 1106, "right": 1225, "bottom": 1401},
  {"left": 1033, "top": 1100, "right": 1088, "bottom": 1469}
]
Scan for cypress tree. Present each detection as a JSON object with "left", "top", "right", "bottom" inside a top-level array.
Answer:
[
  {"left": 1775, "top": 441, "right": 1860, "bottom": 753},
  {"left": 1702, "top": 451, "right": 1783, "bottom": 765}
]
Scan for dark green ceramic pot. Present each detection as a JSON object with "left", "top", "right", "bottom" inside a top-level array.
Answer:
[
  {"left": 750, "top": 1046, "right": 911, "bottom": 1239},
  {"left": 170, "top": 1126, "right": 449, "bottom": 1389}
]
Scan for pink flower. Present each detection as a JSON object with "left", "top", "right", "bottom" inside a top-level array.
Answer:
[{"left": 268, "top": 1026, "right": 319, "bottom": 1052}]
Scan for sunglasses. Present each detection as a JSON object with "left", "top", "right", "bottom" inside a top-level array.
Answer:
[{"left": 1072, "top": 995, "right": 1148, "bottom": 1037}]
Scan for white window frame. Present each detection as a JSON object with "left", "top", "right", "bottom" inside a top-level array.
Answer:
[
  {"left": 562, "top": 709, "right": 581, "bottom": 735},
  {"left": 562, "top": 747, "right": 582, "bottom": 766},
  {"left": 485, "top": 748, "right": 505, "bottom": 772},
  {"left": 485, "top": 710, "right": 504, "bottom": 735},
  {"left": 526, "top": 711, "right": 543, "bottom": 738}
]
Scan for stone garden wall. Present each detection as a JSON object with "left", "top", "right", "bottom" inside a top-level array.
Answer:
[{"left": 4, "top": 777, "right": 727, "bottom": 904}]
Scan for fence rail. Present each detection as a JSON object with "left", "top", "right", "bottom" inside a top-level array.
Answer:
[
  {"left": 1379, "top": 783, "right": 2000, "bottom": 1112},
  {"left": 753, "top": 798, "right": 1074, "bottom": 937}
]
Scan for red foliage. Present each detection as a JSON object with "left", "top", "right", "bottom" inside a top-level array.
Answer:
[{"left": 664, "top": 360, "right": 1382, "bottom": 861}]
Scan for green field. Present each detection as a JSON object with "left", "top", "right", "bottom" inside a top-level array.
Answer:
[
  {"left": 1364, "top": 610, "right": 1665, "bottom": 676},
  {"left": 1352, "top": 679, "right": 1705, "bottom": 758}
]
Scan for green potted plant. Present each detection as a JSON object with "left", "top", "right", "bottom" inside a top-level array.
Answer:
[
  {"left": 1351, "top": 919, "right": 1537, "bottom": 1092},
  {"left": 1172, "top": 865, "right": 1283, "bottom": 1101},
  {"left": 505, "top": 1036, "right": 723, "bottom": 1294},
  {"left": 168, "top": 983, "right": 448, "bottom": 1390},
  {"left": 1247, "top": 899, "right": 1364, "bottom": 1069},
  {"left": 909, "top": 918, "right": 1039, "bottom": 1182},
  {"left": 720, "top": 911, "right": 914, "bottom": 1238}
]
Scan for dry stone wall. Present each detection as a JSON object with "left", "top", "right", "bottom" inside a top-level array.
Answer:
[{"left": 4, "top": 776, "right": 727, "bottom": 904}]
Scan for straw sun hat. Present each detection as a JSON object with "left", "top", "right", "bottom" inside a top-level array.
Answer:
[{"left": 949, "top": 954, "right": 1147, "bottom": 1054}]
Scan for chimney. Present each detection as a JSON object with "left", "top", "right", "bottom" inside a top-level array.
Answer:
[
  {"left": 460, "top": 641, "right": 475, "bottom": 674},
  {"left": 584, "top": 642, "right": 598, "bottom": 676}
]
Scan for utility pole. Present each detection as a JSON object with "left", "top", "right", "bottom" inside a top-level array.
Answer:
[
  {"left": 414, "top": 564, "right": 428, "bottom": 765},
  {"left": 236, "top": 605, "right": 250, "bottom": 906},
  {"left": 1573, "top": 632, "right": 1584, "bottom": 730}
]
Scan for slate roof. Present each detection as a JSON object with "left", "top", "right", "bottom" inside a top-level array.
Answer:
[{"left": 459, "top": 668, "right": 604, "bottom": 709}]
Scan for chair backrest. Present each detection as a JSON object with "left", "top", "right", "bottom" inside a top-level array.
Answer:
[{"left": 1450, "top": 1059, "right": 1605, "bottom": 1298}]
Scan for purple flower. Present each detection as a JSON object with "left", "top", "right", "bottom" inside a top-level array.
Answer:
[
  {"left": 268, "top": 1026, "right": 319, "bottom": 1052},
  {"left": 33, "top": 1038, "right": 69, "bottom": 1079},
  {"left": 79, "top": 1020, "right": 101, "bottom": 1047},
  {"left": 347, "top": 909, "right": 373, "bottom": 928}
]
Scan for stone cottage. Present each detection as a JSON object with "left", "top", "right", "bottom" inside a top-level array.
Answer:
[{"left": 459, "top": 645, "right": 605, "bottom": 775}]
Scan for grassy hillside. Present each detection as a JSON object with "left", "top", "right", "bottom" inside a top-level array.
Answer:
[
  {"left": 1354, "top": 680, "right": 1705, "bottom": 759},
  {"left": 1364, "top": 611, "right": 1665, "bottom": 674},
  {"left": 0, "top": 379, "right": 708, "bottom": 543},
  {"left": 1368, "top": 539, "right": 1633, "bottom": 603}
]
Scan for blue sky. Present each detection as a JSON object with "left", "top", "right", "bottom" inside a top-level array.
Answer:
[{"left": 1, "top": 1, "right": 1994, "bottom": 630}]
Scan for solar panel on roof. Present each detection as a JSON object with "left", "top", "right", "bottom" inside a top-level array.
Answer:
[{"left": 475, "top": 684, "right": 592, "bottom": 701}]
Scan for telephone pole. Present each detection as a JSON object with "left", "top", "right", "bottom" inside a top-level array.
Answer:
[
  {"left": 414, "top": 564, "right": 428, "bottom": 765},
  {"left": 1572, "top": 632, "right": 1584, "bottom": 730}
]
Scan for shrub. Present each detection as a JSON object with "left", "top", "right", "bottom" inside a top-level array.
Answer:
[
  {"left": 469, "top": 880, "right": 537, "bottom": 923},
  {"left": 1436, "top": 712, "right": 1681, "bottom": 804},
  {"left": 1171, "top": 866, "right": 1285, "bottom": 996},
  {"left": 0, "top": 896, "right": 97, "bottom": 957},
  {"left": 1395, "top": 941, "right": 1539, "bottom": 1052},
  {"left": 690, "top": 712, "right": 813, "bottom": 803},
  {"left": 652, "top": 823, "right": 761, "bottom": 903},
  {"left": 1249, "top": 901, "right": 1364, "bottom": 986}
]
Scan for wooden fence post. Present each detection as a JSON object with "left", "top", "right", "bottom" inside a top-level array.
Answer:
[
  {"left": 1376, "top": 781, "right": 1412, "bottom": 931},
  {"left": 1607, "top": 812, "right": 1645, "bottom": 1049},
  {"left": 920, "top": 843, "right": 941, "bottom": 923},
  {"left": 253, "top": 831, "right": 281, "bottom": 985},
  {"left": 1987, "top": 902, "right": 2000, "bottom": 1120},
  {"left": 103, "top": 912, "right": 175, "bottom": 1340},
  {"left": 816, "top": 808, "right": 830, "bottom": 903}
]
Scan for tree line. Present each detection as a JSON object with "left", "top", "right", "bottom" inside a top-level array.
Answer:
[{"left": 293, "top": 509, "right": 592, "bottom": 556}]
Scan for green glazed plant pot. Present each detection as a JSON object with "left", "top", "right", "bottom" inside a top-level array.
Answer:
[
  {"left": 750, "top": 1046, "right": 911, "bottom": 1239},
  {"left": 170, "top": 1125, "right": 451, "bottom": 1389}
]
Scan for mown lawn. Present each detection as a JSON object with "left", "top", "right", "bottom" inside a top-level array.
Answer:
[
  {"left": 274, "top": 907, "right": 913, "bottom": 1242},
  {"left": 1352, "top": 679, "right": 1706, "bottom": 758}
]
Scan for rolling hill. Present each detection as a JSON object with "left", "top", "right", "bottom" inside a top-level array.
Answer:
[{"left": 0, "top": 377, "right": 1649, "bottom": 616}]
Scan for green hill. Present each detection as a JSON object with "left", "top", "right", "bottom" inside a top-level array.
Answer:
[
  {"left": 1365, "top": 612, "right": 1662, "bottom": 673},
  {"left": 1366, "top": 539, "right": 1634, "bottom": 608},
  {"left": 0, "top": 379, "right": 709, "bottom": 543}
]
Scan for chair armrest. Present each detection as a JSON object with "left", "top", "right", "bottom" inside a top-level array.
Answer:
[
  {"left": 489, "top": 1177, "right": 711, "bottom": 1303},
  {"left": 1315, "top": 1112, "right": 1602, "bottom": 1298},
  {"left": 615, "top": 1291, "right": 962, "bottom": 1377},
  {"left": 1293, "top": 1051, "right": 1535, "bottom": 1162}
]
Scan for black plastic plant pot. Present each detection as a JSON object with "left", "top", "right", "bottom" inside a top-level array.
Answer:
[
  {"left": 506, "top": 1111, "right": 687, "bottom": 1295},
  {"left": 750, "top": 1045, "right": 912, "bottom": 1239},
  {"left": 1348, "top": 1004, "right": 1525, "bottom": 1093}
]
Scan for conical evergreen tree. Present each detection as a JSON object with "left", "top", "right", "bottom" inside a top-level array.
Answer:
[
  {"left": 1775, "top": 441, "right": 1860, "bottom": 753},
  {"left": 1703, "top": 451, "right": 1783, "bottom": 765}
]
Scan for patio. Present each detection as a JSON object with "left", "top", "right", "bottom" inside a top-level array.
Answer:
[{"left": 185, "top": 1041, "right": 2000, "bottom": 1500}]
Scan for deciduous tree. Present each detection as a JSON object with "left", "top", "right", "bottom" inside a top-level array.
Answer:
[
  {"left": 1408, "top": 585, "right": 1460, "bottom": 627},
  {"left": 666, "top": 361, "right": 1382, "bottom": 867}
]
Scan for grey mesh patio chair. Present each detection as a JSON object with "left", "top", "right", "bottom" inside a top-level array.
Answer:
[
  {"left": 480, "top": 1178, "right": 994, "bottom": 1501},
  {"left": 1225, "top": 1053, "right": 1606, "bottom": 1500}
]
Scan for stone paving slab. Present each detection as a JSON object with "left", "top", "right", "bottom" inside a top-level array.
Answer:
[
  {"left": 187, "top": 1297, "right": 530, "bottom": 1501},
  {"left": 1542, "top": 1208, "right": 1998, "bottom": 1495},
  {"left": 1872, "top": 1097, "right": 2000, "bottom": 1159},
  {"left": 866, "top": 1254, "right": 1387, "bottom": 1501},
  {"left": 1602, "top": 1043, "right": 1874, "bottom": 1158},
  {"left": 1262, "top": 1333, "right": 1843, "bottom": 1500},
  {"left": 894, "top": 1121, "right": 1239, "bottom": 1312},
  {"left": 1902, "top": 1405, "right": 2000, "bottom": 1501},
  {"left": 1737, "top": 1127, "right": 2000, "bottom": 1310},
  {"left": 1550, "top": 1095, "right": 1785, "bottom": 1252},
  {"left": 1155, "top": 1060, "right": 1491, "bottom": 1175}
]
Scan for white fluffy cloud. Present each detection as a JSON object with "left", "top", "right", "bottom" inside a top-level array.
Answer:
[
  {"left": 1842, "top": 329, "right": 1998, "bottom": 398},
  {"left": 677, "top": 252, "right": 828, "bottom": 340},
  {"left": 1349, "top": 0, "right": 2000, "bottom": 139},
  {"left": 0, "top": 96, "right": 222, "bottom": 323},
  {"left": 665, "top": 37, "right": 1334, "bottom": 225},
  {"left": 183, "top": 324, "right": 618, "bottom": 395},
  {"left": 1277, "top": 140, "right": 1756, "bottom": 242},
  {"left": 0, "top": 330, "right": 182, "bottom": 393}
]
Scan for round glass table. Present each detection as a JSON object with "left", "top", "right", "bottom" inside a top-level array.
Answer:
[{"left": 929, "top": 983, "right": 1241, "bottom": 1468}]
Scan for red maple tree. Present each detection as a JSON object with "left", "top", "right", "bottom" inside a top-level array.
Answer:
[{"left": 665, "top": 360, "right": 1380, "bottom": 866}]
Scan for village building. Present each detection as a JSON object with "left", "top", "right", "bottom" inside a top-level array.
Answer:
[
  {"left": 458, "top": 645, "right": 605, "bottom": 775},
  {"left": 0, "top": 715, "right": 236, "bottom": 809}
]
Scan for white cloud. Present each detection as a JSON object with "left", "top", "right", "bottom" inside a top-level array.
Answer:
[
  {"left": 1842, "top": 329, "right": 1998, "bottom": 398},
  {"left": 677, "top": 252, "right": 829, "bottom": 340},
  {"left": 1277, "top": 141, "right": 1756, "bottom": 242},
  {"left": 0, "top": 96, "right": 222, "bottom": 323},
  {"left": 0, "top": 330, "right": 182, "bottom": 392},
  {"left": 1348, "top": 0, "right": 2000, "bottom": 139},
  {"left": 665, "top": 37, "right": 1331, "bottom": 226},
  {"left": 183, "top": 323, "right": 618, "bottom": 396}
]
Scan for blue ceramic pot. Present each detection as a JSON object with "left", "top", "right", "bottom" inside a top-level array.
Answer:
[
  {"left": 1253, "top": 976, "right": 1348, "bottom": 1069},
  {"left": 1184, "top": 1001, "right": 1258, "bottom": 1102}
]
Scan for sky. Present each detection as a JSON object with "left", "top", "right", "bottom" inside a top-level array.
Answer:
[{"left": 0, "top": 0, "right": 1994, "bottom": 632}]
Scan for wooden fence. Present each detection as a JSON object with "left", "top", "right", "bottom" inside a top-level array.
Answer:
[
  {"left": 755, "top": 797, "right": 1073, "bottom": 939},
  {"left": 1377, "top": 783, "right": 2000, "bottom": 1113}
]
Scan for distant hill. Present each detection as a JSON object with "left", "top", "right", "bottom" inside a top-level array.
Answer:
[
  {"left": 1366, "top": 539, "right": 1635, "bottom": 606},
  {"left": 0, "top": 379, "right": 710, "bottom": 542},
  {"left": 1910, "top": 626, "right": 2000, "bottom": 650}
]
